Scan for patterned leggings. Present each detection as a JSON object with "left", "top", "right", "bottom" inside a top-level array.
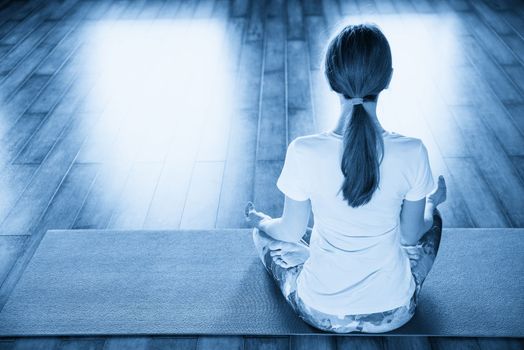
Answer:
[{"left": 252, "top": 210, "right": 443, "bottom": 333}]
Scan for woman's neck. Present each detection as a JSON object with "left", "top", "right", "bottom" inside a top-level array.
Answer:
[{"left": 332, "top": 100, "right": 385, "bottom": 136}]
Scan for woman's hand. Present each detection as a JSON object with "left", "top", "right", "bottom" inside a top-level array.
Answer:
[
  {"left": 269, "top": 241, "right": 310, "bottom": 268},
  {"left": 427, "top": 175, "right": 447, "bottom": 207},
  {"left": 244, "top": 202, "right": 271, "bottom": 229}
]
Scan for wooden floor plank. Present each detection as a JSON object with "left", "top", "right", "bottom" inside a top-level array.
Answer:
[
  {"left": 237, "top": 41, "right": 264, "bottom": 110},
  {"left": 286, "top": 40, "right": 313, "bottom": 115},
  {"left": 451, "top": 105, "right": 524, "bottom": 226},
  {"left": 502, "top": 33, "right": 524, "bottom": 65},
  {"left": 338, "top": 0, "right": 359, "bottom": 16},
  {"left": 196, "top": 336, "right": 244, "bottom": 350},
  {"left": 287, "top": 0, "right": 305, "bottom": 40},
  {"left": 30, "top": 163, "right": 98, "bottom": 234},
  {"left": 505, "top": 65, "right": 524, "bottom": 98},
  {"left": 0, "top": 14, "right": 79, "bottom": 100},
  {"left": 107, "top": 162, "right": 163, "bottom": 230},
  {"left": 257, "top": 17, "right": 286, "bottom": 161},
  {"left": 0, "top": 339, "right": 15, "bottom": 350},
  {"left": 148, "top": 338, "right": 197, "bottom": 350},
  {"left": 0, "top": 111, "right": 98, "bottom": 236},
  {"left": 0, "top": 113, "right": 45, "bottom": 166},
  {"left": 477, "top": 338, "right": 524, "bottom": 350},
  {"left": 357, "top": 0, "right": 380, "bottom": 14},
  {"left": 336, "top": 337, "right": 384, "bottom": 350},
  {"left": 511, "top": 155, "right": 524, "bottom": 181},
  {"left": 216, "top": 111, "right": 258, "bottom": 228},
  {"left": 321, "top": 0, "right": 343, "bottom": 29},
  {"left": 244, "top": 337, "right": 289, "bottom": 350},
  {"left": 216, "top": 159, "right": 255, "bottom": 228},
  {"left": 505, "top": 103, "right": 524, "bottom": 135},
  {"left": 28, "top": 59, "right": 77, "bottom": 115},
  {"left": 35, "top": 24, "right": 84, "bottom": 76},
  {"left": 1, "top": 74, "right": 50, "bottom": 130},
  {"left": 103, "top": 337, "right": 150, "bottom": 350},
  {"left": 143, "top": 159, "right": 193, "bottom": 230},
  {"left": 203, "top": 0, "right": 223, "bottom": 19},
  {"left": 445, "top": 157, "right": 510, "bottom": 227},
  {"left": 0, "top": 164, "right": 38, "bottom": 225},
  {"left": 83, "top": 1, "right": 116, "bottom": 21},
  {"left": 303, "top": 0, "right": 323, "bottom": 16},
  {"left": 231, "top": 0, "right": 251, "bottom": 17},
  {"left": 383, "top": 336, "right": 431, "bottom": 350},
  {"left": 245, "top": 0, "right": 264, "bottom": 42},
  {"left": 501, "top": 9, "right": 524, "bottom": 38},
  {"left": 0, "top": 8, "right": 46, "bottom": 46},
  {"left": 304, "top": 16, "right": 328, "bottom": 71},
  {"left": 73, "top": 162, "right": 131, "bottom": 230},
  {"left": 308, "top": 68, "right": 337, "bottom": 133},
  {"left": 266, "top": 0, "right": 284, "bottom": 18},
  {"left": 74, "top": 109, "right": 128, "bottom": 164},
  {"left": 254, "top": 160, "right": 284, "bottom": 218},
  {"left": 432, "top": 64, "right": 524, "bottom": 157},
  {"left": 0, "top": 1, "right": 42, "bottom": 25},
  {"left": 14, "top": 110, "right": 74, "bottom": 164},
  {"left": 373, "top": 0, "right": 397, "bottom": 14},
  {"left": 179, "top": 161, "right": 224, "bottom": 229},
  {"left": 45, "top": 0, "right": 81, "bottom": 21},
  {"left": 0, "top": 235, "right": 27, "bottom": 290},
  {"left": 458, "top": 34, "right": 522, "bottom": 104},
  {"left": 470, "top": 0, "right": 515, "bottom": 36},
  {"left": 56, "top": 337, "right": 105, "bottom": 350},
  {"left": 0, "top": 21, "right": 55, "bottom": 76},
  {"left": 289, "top": 335, "right": 335, "bottom": 350},
  {"left": 12, "top": 338, "right": 60, "bottom": 350},
  {"left": 430, "top": 337, "right": 480, "bottom": 350},
  {"left": 461, "top": 11, "right": 519, "bottom": 66}
]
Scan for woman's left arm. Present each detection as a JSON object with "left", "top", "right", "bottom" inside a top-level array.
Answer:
[{"left": 247, "top": 196, "right": 311, "bottom": 243}]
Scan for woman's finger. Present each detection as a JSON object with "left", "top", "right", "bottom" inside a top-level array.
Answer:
[
  {"left": 276, "top": 259, "right": 288, "bottom": 267},
  {"left": 269, "top": 241, "right": 284, "bottom": 250},
  {"left": 244, "top": 202, "right": 255, "bottom": 217},
  {"left": 270, "top": 250, "right": 281, "bottom": 257}
]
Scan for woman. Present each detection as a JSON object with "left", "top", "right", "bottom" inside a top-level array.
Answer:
[{"left": 244, "top": 23, "right": 447, "bottom": 333}]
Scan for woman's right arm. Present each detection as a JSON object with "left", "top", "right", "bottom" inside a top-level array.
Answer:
[
  {"left": 400, "top": 198, "right": 435, "bottom": 245},
  {"left": 400, "top": 175, "right": 447, "bottom": 245}
]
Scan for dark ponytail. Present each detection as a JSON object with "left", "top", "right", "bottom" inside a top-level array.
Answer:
[
  {"left": 340, "top": 101, "right": 384, "bottom": 207},
  {"left": 324, "top": 24, "right": 392, "bottom": 208}
]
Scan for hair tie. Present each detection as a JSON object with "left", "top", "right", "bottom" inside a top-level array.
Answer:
[{"left": 348, "top": 97, "right": 364, "bottom": 105}]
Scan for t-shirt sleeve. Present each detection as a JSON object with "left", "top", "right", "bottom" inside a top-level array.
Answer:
[
  {"left": 276, "top": 140, "right": 310, "bottom": 201},
  {"left": 404, "top": 141, "right": 435, "bottom": 201}
]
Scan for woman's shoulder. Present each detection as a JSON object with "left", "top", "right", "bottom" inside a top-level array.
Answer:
[
  {"left": 289, "top": 132, "right": 336, "bottom": 153},
  {"left": 289, "top": 131, "right": 428, "bottom": 156},
  {"left": 385, "top": 131, "right": 425, "bottom": 152}
]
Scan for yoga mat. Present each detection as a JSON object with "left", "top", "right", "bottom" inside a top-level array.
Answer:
[{"left": 0, "top": 228, "right": 522, "bottom": 336}]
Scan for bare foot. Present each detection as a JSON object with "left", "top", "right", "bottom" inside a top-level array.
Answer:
[
  {"left": 428, "top": 175, "right": 447, "bottom": 207},
  {"left": 244, "top": 202, "right": 271, "bottom": 229},
  {"left": 269, "top": 240, "right": 310, "bottom": 268}
]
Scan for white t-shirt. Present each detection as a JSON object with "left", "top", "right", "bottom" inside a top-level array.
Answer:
[{"left": 276, "top": 130, "right": 435, "bottom": 315}]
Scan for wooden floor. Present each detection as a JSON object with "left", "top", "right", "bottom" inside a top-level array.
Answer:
[{"left": 0, "top": 0, "right": 523, "bottom": 349}]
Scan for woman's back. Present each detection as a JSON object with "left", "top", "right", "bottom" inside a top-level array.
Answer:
[{"left": 276, "top": 130, "right": 435, "bottom": 315}]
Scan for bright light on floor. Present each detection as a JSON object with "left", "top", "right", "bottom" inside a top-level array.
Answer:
[{"left": 83, "top": 19, "right": 233, "bottom": 163}]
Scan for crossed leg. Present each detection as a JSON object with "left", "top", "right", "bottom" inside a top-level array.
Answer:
[
  {"left": 402, "top": 209, "right": 443, "bottom": 302},
  {"left": 252, "top": 209, "right": 443, "bottom": 333},
  {"left": 252, "top": 228, "right": 309, "bottom": 300}
]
